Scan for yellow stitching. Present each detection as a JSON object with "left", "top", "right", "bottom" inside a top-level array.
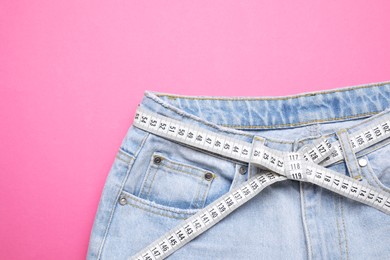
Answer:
[
  {"left": 144, "top": 163, "right": 210, "bottom": 201},
  {"left": 192, "top": 179, "right": 202, "bottom": 208},
  {"left": 134, "top": 129, "right": 151, "bottom": 158},
  {"left": 334, "top": 194, "right": 344, "bottom": 258},
  {"left": 147, "top": 110, "right": 386, "bottom": 145},
  {"left": 154, "top": 81, "right": 390, "bottom": 100},
  {"left": 124, "top": 200, "right": 190, "bottom": 219},
  {"left": 199, "top": 180, "right": 213, "bottom": 209},
  {"left": 124, "top": 129, "right": 151, "bottom": 198},
  {"left": 144, "top": 93, "right": 387, "bottom": 141},
  {"left": 115, "top": 155, "right": 133, "bottom": 164},
  {"left": 116, "top": 149, "right": 134, "bottom": 164},
  {"left": 218, "top": 111, "right": 379, "bottom": 129},
  {"left": 263, "top": 138, "right": 294, "bottom": 144},
  {"left": 358, "top": 140, "right": 390, "bottom": 157},
  {"left": 154, "top": 152, "right": 214, "bottom": 175},
  {"left": 145, "top": 166, "right": 158, "bottom": 199},
  {"left": 143, "top": 155, "right": 213, "bottom": 208},
  {"left": 328, "top": 137, "right": 390, "bottom": 165},
  {"left": 300, "top": 135, "right": 390, "bottom": 179},
  {"left": 146, "top": 85, "right": 390, "bottom": 145},
  {"left": 138, "top": 158, "right": 156, "bottom": 198},
  {"left": 229, "top": 165, "right": 241, "bottom": 191},
  {"left": 117, "top": 148, "right": 133, "bottom": 158},
  {"left": 338, "top": 130, "right": 356, "bottom": 178},
  {"left": 344, "top": 131, "right": 362, "bottom": 179},
  {"left": 121, "top": 191, "right": 198, "bottom": 216},
  {"left": 194, "top": 175, "right": 214, "bottom": 209},
  {"left": 345, "top": 110, "right": 390, "bottom": 131},
  {"left": 340, "top": 200, "right": 349, "bottom": 260},
  {"left": 193, "top": 179, "right": 211, "bottom": 209},
  {"left": 300, "top": 183, "right": 313, "bottom": 260},
  {"left": 364, "top": 165, "right": 375, "bottom": 187},
  {"left": 156, "top": 163, "right": 205, "bottom": 178},
  {"left": 361, "top": 171, "right": 375, "bottom": 187},
  {"left": 141, "top": 154, "right": 204, "bottom": 198},
  {"left": 143, "top": 94, "right": 255, "bottom": 138}
]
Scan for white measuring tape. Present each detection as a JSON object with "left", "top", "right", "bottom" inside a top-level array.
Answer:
[
  {"left": 131, "top": 171, "right": 285, "bottom": 260},
  {"left": 129, "top": 106, "right": 390, "bottom": 260}
]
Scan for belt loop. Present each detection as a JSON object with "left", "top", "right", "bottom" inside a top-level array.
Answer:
[
  {"left": 336, "top": 129, "right": 362, "bottom": 180},
  {"left": 247, "top": 135, "right": 266, "bottom": 180}
]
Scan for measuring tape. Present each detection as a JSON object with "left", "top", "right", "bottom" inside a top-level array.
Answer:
[
  {"left": 318, "top": 122, "right": 390, "bottom": 167},
  {"left": 131, "top": 171, "right": 285, "bottom": 260},
  {"left": 129, "top": 106, "right": 390, "bottom": 260}
]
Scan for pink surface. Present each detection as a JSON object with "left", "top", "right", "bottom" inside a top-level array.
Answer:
[{"left": 1, "top": 1, "right": 389, "bottom": 259}]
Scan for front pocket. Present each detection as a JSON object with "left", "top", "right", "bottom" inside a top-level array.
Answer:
[{"left": 138, "top": 151, "right": 215, "bottom": 210}]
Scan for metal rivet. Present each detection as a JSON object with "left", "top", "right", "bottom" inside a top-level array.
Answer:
[
  {"left": 358, "top": 158, "right": 368, "bottom": 167},
  {"left": 239, "top": 166, "right": 247, "bottom": 175},
  {"left": 153, "top": 156, "right": 162, "bottom": 164},
  {"left": 204, "top": 172, "right": 214, "bottom": 181},
  {"left": 119, "top": 197, "right": 127, "bottom": 205}
]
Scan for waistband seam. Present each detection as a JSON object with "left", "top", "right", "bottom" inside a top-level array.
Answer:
[
  {"left": 142, "top": 86, "right": 390, "bottom": 145},
  {"left": 217, "top": 111, "right": 380, "bottom": 129},
  {"left": 142, "top": 93, "right": 255, "bottom": 139}
]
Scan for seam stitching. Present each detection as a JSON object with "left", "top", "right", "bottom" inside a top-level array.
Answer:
[
  {"left": 115, "top": 155, "right": 132, "bottom": 164},
  {"left": 340, "top": 200, "right": 349, "bottom": 260},
  {"left": 362, "top": 167, "right": 377, "bottom": 188},
  {"left": 218, "top": 111, "right": 380, "bottom": 129},
  {"left": 153, "top": 152, "right": 216, "bottom": 174},
  {"left": 334, "top": 194, "right": 344, "bottom": 259},
  {"left": 138, "top": 156, "right": 155, "bottom": 198},
  {"left": 96, "top": 161, "right": 134, "bottom": 260},
  {"left": 300, "top": 182, "right": 313, "bottom": 260},
  {"left": 191, "top": 179, "right": 203, "bottom": 208},
  {"left": 153, "top": 163, "right": 206, "bottom": 178},
  {"left": 143, "top": 94, "right": 254, "bottom": 138},
  {"left": 344, "top": 131, "right": 362, "bottom": 178},
  {"left": 199, "top": 180, "right": 213, "bottom": 208},
  {"left": 145, "top": 166, "right": 158, "bottom": 200},
  {"left": 338, "top": 130, "right": 357, "bottom": 178},
  {"left": 124, "top": 200, "right": 190, "bottom": 219},
  {"left": 345, "top": 109, "right": 390, "bottom": 132},
  {"left": 96, "top": 132, "right": 150, "bottom": 260},
  {"left": 121, "top": 191, "right": 198, "bottom": 215},
  {"left": 140, "top": 156, "right": 211, "bottom": 209}
]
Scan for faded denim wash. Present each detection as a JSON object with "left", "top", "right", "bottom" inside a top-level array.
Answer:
[{"left": 87, "top": 81, "right": 390, "bottom": 259}]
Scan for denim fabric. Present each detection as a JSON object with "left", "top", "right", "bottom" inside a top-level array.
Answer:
[{"left": 87, "top": 81, "right": 390, "bottom": 259}]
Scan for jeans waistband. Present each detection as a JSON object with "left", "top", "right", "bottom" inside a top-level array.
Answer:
[{"left": 137, "top": 80, "right": 390, "bottom": 152}]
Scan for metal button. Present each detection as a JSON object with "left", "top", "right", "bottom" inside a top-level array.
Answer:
[
  {"left": 204, "top": 172, "right": 214, "bottom": 181},
  {"left": 358, "top": 158, "right": 368, "bottom": 167},
  {"left": 239, "top": 165, "right": 247, "bottom": 175},
  {"left": 119, "top": 196, "right": 127, "bottom": 205},
  {"left": 153, "top": 156, "right": 162, "bottom": 164}
]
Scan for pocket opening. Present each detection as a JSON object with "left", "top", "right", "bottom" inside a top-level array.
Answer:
[{"left": 137, "top": 151, "right": 215, "bottom": 210}]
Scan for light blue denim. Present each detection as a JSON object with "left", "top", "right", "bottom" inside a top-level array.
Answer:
[{"left": 87, "top": 81, "right": 390, "bottom": 259}]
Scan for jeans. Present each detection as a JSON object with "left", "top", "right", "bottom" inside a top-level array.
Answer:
[{"left": 87, "top": 81, "right": 390, "bottom": 259}]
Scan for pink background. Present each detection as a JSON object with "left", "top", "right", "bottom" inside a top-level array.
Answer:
[{"left": 1, "top": 1, "right": 389, "bottom": 259}]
